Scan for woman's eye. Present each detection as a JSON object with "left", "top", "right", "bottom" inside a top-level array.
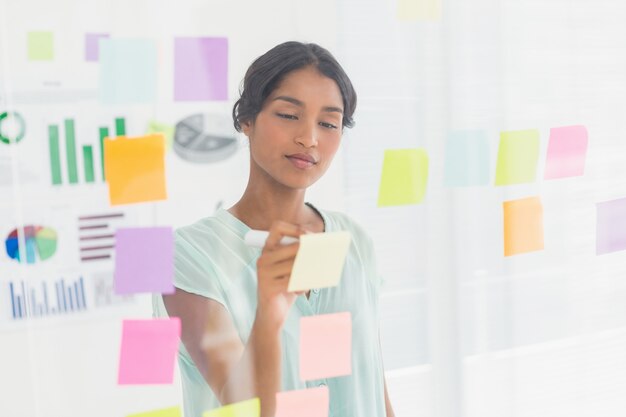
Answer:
[
  {"left": 320, "top": 122, "right": 338, "bottom": 130},
  {"left": 277, "top": 113, "right": 297, "bottom": 120}
]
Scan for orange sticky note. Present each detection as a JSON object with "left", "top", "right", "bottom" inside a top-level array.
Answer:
[
  {"left": 275, "top": 387, "right": 329, "bottom": 417},
  {"left": 503, "top": 197, "right": 544, "bottom": 257},
  {"left": 105, "top": 134, "right": 167, "bottom": 205},
  {"left": 300, "top": 312, "right": 351, "bottom": 381}
]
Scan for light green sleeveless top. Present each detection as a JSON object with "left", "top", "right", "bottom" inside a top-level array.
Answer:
[{"left": 152, "top": 204, "right": 386, "bottom": 417}]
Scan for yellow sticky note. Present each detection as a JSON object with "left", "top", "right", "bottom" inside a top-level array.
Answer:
[
  {"left": 377, "top": 148, "right": 429, "bottom": 207},
  {"left": 288, "top": 231, "right": 351, "bottom": 292},
  {"left": 147, "top": 120, "right": 175, "bottom": 149},
  {"left": 203, "top": 398, "right": 260, "bottom": 417},
  {"left": 503, "top": 197, "right": 544, "bottom": 257},
  {"left": 397, "top": 0, "right": 441, "bottom": 21},
  {"left": 104, "top": 134, "right": 167, "bottom": 205},
  {"left": 127, "top": 406, "right": 181, "bottom": 417},
  {"left": 28, "top": 31, "right": 54, "bottom": 61},
  {"left": 495, "top": 129, "right": 540, "bottom": 186}
]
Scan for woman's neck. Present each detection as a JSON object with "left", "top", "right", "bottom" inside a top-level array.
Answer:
[{"left": 228, "top": 180, "right": 320, "bottom": 233}]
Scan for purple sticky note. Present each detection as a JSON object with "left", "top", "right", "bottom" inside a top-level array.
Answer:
[
  {"left": 544, "top": 125, "right": 589, "bottom": 180},
  {"left": 174, "top": 37, "right": 228, "bottom": 101},
  {"left": 597, "top": 197, "right": 626, "bottom": 255},
  {"left": 118, "top": 318, "right": 181, "bottom": 385},
  {"left": 114, "top": 227, "right": 174, "bottom": 294},
  {"left": 85, "top": 33, "right": 110, "bottom": 62}
]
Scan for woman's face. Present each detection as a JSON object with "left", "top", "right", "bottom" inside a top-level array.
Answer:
[{"left": 242, "top": 66, "right": 344, "bottom": 190}]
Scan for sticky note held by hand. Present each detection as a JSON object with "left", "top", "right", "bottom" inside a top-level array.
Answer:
[
  {"left": 118, "top": 318, "right": 180, "bottom": 385},
  {"left": 105, "top": 134, "right": 167, "bottom": 205},
  {"left": 203, "top": 398, "right": 260, "bottom": 417},
  {"left": 288, "top": 231, "right": 351, "bottom": 292}
]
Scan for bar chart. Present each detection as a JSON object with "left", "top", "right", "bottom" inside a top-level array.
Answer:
[
  {"left": 8, "top": 277, "right": 87, "bottom": 319},
  {"left": 48, "top": 117, "right": 126, "bottom": 185}
]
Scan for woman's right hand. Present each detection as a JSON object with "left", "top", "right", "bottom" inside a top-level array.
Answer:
[{"left": 255, "top": 221, "right": 308, "bottom": 329}]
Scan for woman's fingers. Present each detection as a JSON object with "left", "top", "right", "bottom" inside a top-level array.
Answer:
[
  {"left": 261, "top": 242, "right": 300, "bottom": 264},
  {"left": 263, "top": 221, "right": 307, "bottom": 251}
]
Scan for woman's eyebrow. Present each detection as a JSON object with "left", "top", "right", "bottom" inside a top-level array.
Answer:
[{"left": 273, "top": 95, "right": 343, "bottom": 115}]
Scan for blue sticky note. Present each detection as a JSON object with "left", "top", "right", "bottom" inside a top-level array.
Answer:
[
  {"left": 444, "top": 130, "right": 490, "bottom": 187},
  {"left": 99, "top": 39, "right": 157, "bottom": 104},
  {"left": 114, "top": 227, "right": 174, "bottom": 295}
]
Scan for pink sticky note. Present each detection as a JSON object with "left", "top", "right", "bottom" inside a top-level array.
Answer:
[
  {"left": 174, "top": 37, "right": 228, "bottom": 101},
  {"left": 118, "top": 318, "right": 180, "bottom": 385},
  {"left": 114, "top": 227, "right": 174, "bottom": 295},
  {"left": 275, "top": 387, "right": 329, "bottom": 417},
  {"left": 85, "top": 33, "right": 109, "bottom": 61},
  {"left": 300, "top": 312, "right": 351, "bottom": 381},
  {"left": 544, "top": 125, "right": 588, "bottom": 180}
]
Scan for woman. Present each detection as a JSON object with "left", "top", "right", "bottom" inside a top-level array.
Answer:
[{"left": 153, "top": 41, "right": 395, "bottom": 417}]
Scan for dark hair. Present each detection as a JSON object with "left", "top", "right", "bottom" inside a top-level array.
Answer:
[{"left": 232, "top": 41, "right": 357, "bottom": 132}]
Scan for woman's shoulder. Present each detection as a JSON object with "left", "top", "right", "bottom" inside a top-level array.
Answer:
[{"left": 174, "top": 213, "right": 240, "bottom": 258}]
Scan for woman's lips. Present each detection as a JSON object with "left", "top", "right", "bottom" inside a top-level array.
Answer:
[{"left": 286, "top": 155, "right": 316, "bottom": 169}]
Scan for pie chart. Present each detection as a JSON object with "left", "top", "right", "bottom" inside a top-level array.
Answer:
[
  {"left": 5, "top": 225, "right": 58, "bottom": 264},
  {"left": 174, "top": 113, "right": 238, "bottom": 163}
]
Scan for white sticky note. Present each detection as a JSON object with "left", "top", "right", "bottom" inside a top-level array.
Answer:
[{"left": 288, "top": 231, "right": 351, "bottom": 292}]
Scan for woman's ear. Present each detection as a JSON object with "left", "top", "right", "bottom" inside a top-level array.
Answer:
[{"left": 241, "top": 119, "right": 253, "bottom": 137}]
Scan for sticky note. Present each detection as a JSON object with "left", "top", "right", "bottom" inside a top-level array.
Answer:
[
  {"left": 288, "top": 231, "right": 351, "bottom": 292},
  {"left": 397, "top": 0, "right": 441, "bottom": 21},
  {"left": 378, "top": 148, "right": 429, "bottom": 206},
  {"left": 174, "top": 37, "right": 228, "bottom": 101},
  {"left": 99, "top": 39, "right": 157, "bottom": 104},
  {"left": 104, "top": 134, "right": 167, "bottom": 205},
  {"left": 27, "top": 31, "right": 54, "bottom": 61},
  {"left": 127, "top": 406, "right": 182, "bottom": 417},
  {"left": 275, "top": 387, "right": 329, "bottom": 417},
  {"left": 147, "top": 121, "right": 175, "bottom": 148},
  {"left": 544, "top": 125, "right": 588, "bottom": 180},
  {"left": 300, "top": 312, "right": 352, "bottom": 381},
  {"left": 85, "top": 33, "right": 109, "bottom": 61},
  {"left": 118, "top": 318, "right": 180, "bottom": 385},
  {"left": 596, "top": 197, "right": 626, "bottom": 255},
  {"left": 495, "top": 129, "right": 540, "bottom": 186},
  {"left": 503, "top": 197, "right": 544, "bottom": 257},
  {"left": 114, "top": 227, "right": 174, "bottom": 295},
  {"left": 444, "top": 130, "right": 490, "bottom": 187},
  {"left": 203, "top": 398, "right": 260, "bottom": 417}
]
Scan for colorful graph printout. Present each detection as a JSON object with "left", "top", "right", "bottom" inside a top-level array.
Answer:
[{"left": 5, "top": 225, "right": 57, "bottom": 264}]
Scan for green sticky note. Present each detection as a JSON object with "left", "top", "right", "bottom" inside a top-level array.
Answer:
[
  {"left": 377, "top": 148, "right": 429, "bottom": 207},
  {"left": 147, "top": 120, "right": 175, "bottom": 148},
  {"left": 203, "top": 398, "right": 260, "bottom": 417},
  {"left": 127, "top": 406, "right": 181, "bottom": 417},
  {"left": 495, "top": 129, "right": 540, "bottom": 186},
  {"left": 28, "top": 31, "right": 54, "bottom": 61}
]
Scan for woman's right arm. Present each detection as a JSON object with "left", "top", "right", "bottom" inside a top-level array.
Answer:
[{"left": 163, "top": 221, "right": 305, "bottom": 417}]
